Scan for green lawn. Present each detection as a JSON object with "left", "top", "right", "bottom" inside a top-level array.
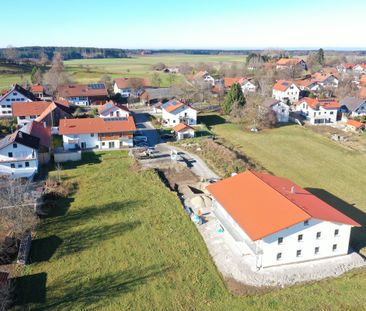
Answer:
[
  {"left": 14, "top": 151, "right": 366, "bottom": 310},
  {"left": 208, "top": 120, "right": 366, "bottom": 252}
]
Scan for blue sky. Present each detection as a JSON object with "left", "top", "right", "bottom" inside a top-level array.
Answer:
[{"left": 1, "top": 0, "right": 365, "bottom": 49}]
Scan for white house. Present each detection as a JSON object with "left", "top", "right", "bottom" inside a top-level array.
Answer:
[
  {"left": 337, "top": 63, "right": 355, "bottom": 74},
  {"left": 173, "top": 123, "right": 195, "bottom": 140},
  {"left": 295, "top": 98, "right": 340, "bottom": 125},
  {"left": 353, "top": 64, "right": 366, "bottom": 75},
  {"left": 57, "top": 83, "right": 108, "bottom": 106},
  {"left": 59, "top": 117, "right": 136, "bottom": 150},
  {"left": 12, "top": 101, "right": 52, "bottom": 126},
  {"left": 161, "top": 100, "right": 197, "bottom": 127},
  {"left": 294, "top": 78, "right": 319, "bottom": 92},
  {"left": 194, "top": 71, "right": 215, "bottom": 86},
  {"left": 340, "top": 97, "right": 366, "bottom": 117},
  {"left": 0, "top": 131, "right": 40, "bottom": 179},
  {"left": 263, "top": 98, "right": 289, "bottom": 123},
  {"left": 0, "top": 84, "right": 37, "bottom": 117},
  {"left": 113, "top": 78, "right": 150, "bottom": 98},
  {"left": 224, "top": 77, "right": 256, "bottom": 94},
  {"left": 312, "top": 73, "right": 339, "bottom": 88},
  {"left": 207, "top": 171, "right": 360, "bottom": 269},
  {"left": 272, "top": 80, "right": 300, "bottom": 104},
  {"left": 98, "top": 101, "right": 130, "bottom": 118}
]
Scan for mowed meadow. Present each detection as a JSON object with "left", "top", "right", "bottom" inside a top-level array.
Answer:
[
  {"left": 14, "top": 151, "right": 366, "bottom": 310},
  {"left": 0, "top": 54, "right": 246, "bottom": 89}
]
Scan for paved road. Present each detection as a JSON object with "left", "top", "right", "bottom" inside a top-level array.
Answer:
[{"left": 132, "top": 112, "right": 161, "bottom": 147}]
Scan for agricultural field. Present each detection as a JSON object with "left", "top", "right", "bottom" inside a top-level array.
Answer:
[
  {"left": 204, "top": 116, "right": 366, "bottom": 253},
  {"left": 14, "top": 151, "right": 366, "bottom": 310},
  {"left": 0, "top": 54, "right": 246, "bottom": 90}
]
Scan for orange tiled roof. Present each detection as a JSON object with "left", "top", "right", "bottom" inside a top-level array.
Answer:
[
  {"left": 276, "top": 58, "right": 303, "bottom": 66},
  {"left": 173, "top": 123, "right": 194, "bottom": 132},
  {"left": 57, "top": 84, "right": 108, "bottom": 98},
  {"left": 297, "top": 97, "right": 340, "bottom": 109},
  {"left": 207, "top": 171, "right": 360, "bottom": 241},
  {"left": 273, "top": 80, "right": 294, "bottom": 91},
  {"left": 114, "top": 78, "right": 151, "bottom": 89},
  {"left": 347, "top": 119, "right": 365, "bottom": 129},
  {"left": 165, "top": 102, "right": 185, "bottom": 113},
  {"left": 12, "top": 101, "right": 51, "bottom": 117},
  {"left": 30, "top": 85, "right": 44, "bottom": 93},
  {"left": 59, "top": 116, "right": 136, "bottom": 135}
]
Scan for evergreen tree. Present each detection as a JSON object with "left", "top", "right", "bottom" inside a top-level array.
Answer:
[
  {"left": 221, "top": 83, "right": 246, "bottom": 115},
  {"left": 316, "top": 48, "right": 325, "bottom": 65}
]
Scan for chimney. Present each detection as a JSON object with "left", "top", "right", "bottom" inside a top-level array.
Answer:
[{"left": 291, "top": 186, "right": 296, "bottom": 194}]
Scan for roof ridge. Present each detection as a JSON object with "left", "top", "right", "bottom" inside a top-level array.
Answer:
[{"left": 249, "top": 171, "right": 312, "bottom": 219}]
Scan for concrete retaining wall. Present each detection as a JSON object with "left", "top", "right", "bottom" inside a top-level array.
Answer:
[{"left": 54, "top": 150, "right": 82, "bottom": 163}]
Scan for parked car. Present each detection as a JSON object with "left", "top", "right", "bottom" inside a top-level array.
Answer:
[
  {"left": 133, "top": 136, "right": 148, "bottom": 143},
  {"left": 160, "top": 133, "right": 175, "bottom": 141}
]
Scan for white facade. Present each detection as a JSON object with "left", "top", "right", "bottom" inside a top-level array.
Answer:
[
  {"left": 351, "top": 101, "right": 366, "bottom": 117},
  {"left": 62, "top": 133, "right": 133, "bottom": 151},
  {"left": 99, "top": 106, "right": 129, "bottom": 118},
  {"left": 321, "top": 75, "right": 339, "bottom": 88},
  {"left": 0, "top": 143, "right": 38, "bottom": 178},
  {"left": 296, "top": 101, "right": 338, "bottom": 125},
  {"left": 175, "top": 128, "right": 195, "bottom": 140},
  {"left": 272, "top": 84, "right": 300, "bottom": 104},
  {"left": 213, "top": 200, "right": 352, "bottom": 269},
  {"left": 113, "top": 83, "right": 131, "bottom": 98},
  {"left": 162, "top": 106, "right": 197, "bottom": 127},
  {"left": 353, "top": 65, "right": 366, "bottom": 75},
  {"left": 241, "top": 81, "right": 256, "bottom": 94},
  {"left": 271, "top": 101, "right": 290, "bottom": 123},
  {"left": 0, "top": 91, "right": 33, "bottom": 116},
  {"left": 67, "top": 96, "right": 90, "bottom": 106},
  {"left": 17, "top": 115, "right": 38, "bottom": 127}
]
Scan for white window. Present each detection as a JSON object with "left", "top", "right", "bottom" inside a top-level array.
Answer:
[
  {"left": 332, "top": 244, "right": 337, "bottom": 251},
  {"left": 315, "top": 247, "right": 319, "bottom": 254},
  {"left": 298, "top": 234, "right": 303, "bottom": 242},
  {"left": 276, "top": 253, "right": 282, "bottom": 260},
  {"left": 278, "top": 237, "right": 283, "bottom": 245},
  {"left": 296, "top": 249, "right": 302, "bottom": 257},
  {"left": 316, "top": 232, "right": 321, "bottom": 239},
  {"left": 334, "top": 229, "right": 339, "bottom": 237},
  {"left": 304, "top": 220, "right": 309, "bottom": 226}
]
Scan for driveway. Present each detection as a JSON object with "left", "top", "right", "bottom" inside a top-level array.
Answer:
[{"left": 132, "top": 112, "right": 161, "bottom": 147}]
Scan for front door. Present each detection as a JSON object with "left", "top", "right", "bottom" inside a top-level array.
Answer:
[
  {"left": 81, "top": 142, "right": 86, "bottom": 149},
  {"left": 108, "top": 142, "right": 115, "bottom": 149}
]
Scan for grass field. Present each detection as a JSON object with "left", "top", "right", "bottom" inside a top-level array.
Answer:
[
  {"left": 14, "top": 151, "right": 366, "bottom": 310},
  {"left": 0, "top": 54, "right": 246, "bottom": 90},
  {"left": 204, "top": 117, "right": 366, "bottom": 252}
]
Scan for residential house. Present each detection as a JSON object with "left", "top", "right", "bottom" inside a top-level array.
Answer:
[
  {"left": 312, "top": 73, "right": 339, "bottom": 88},
  {"left": 345, "top": 119, "right": 365, "bottom": 133},
  {"left": 0, "top": 84, "right": 37, "bottom": 117},
  {"left": 30, "top": 85, "right": 52, "bottom": 101},
  {"left": 12, "top": 101, "right": 51, "bottom": 126},
  {"left": 272, "top": 80, "right": 300, "bottom": 104},
  {"left": 337, "top": 63, "right": 355, "bottom": 74},
  {"left": 263, "top": 98, "right": 289, "bottom": 123},
  {"left": 113, "top": 78, "right": 151, "bottom": 98},
  {"left": 295, "top": 98, "right": 340, "bottom": 125},
  {"left": 173, "top": 123, "right": 195, "bottom": 140},
  {"left": 294, "top": 78, "right": 319, "bottom": 92},
  {"left": 12, "top": 101, "right": 72, "bottom": 127},
  {"left": 353, "top": 64, "right": 366, "bottom": 75},
  {"left": 59, "top": 117, "right": 136, "bottom": 150},
  {"left": 57, "top": 83, "right": 108, "bottom": 106},
  {"left": 0, "top": 131, "right": 40, "bottom": 179},
  {"left": 140, "top": 88, "right": 176, "bottom": 105},
  {"left": 194, "top": 71, "right": 215, "bottom": 86},
  {"left": 340, "top": 97, "right": 366, "bottom": 117},
  {"left": 98, "top": 101, "right": 130, "bottom": 118},
  {"left": 207, "top": 171, "right": 360, "bottom": 269},
  {"left": 276, "top": 58, "right": 307, "bottom": 71},
  {"left": 161, "top": 100, "right": 197, "bottom": 127},
  {"left": 20, "top": 121, "right": 52, "bottom": 164},
  {"left": 224, "top": 77, "right": 256, "bottom": 94}
]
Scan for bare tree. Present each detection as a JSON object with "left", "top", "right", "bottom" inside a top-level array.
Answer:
[
  {"left": 151, "top": 72, "right": 162, "bottom": 87},
  {"left": 99, "top": 74, "right": 113, "bottom": 94},
  {"left": 241, "top": 96, "right": 276, "bottom": 130},
  {"left": 44, "top": 52, "right": 71, "bottom": 92},
  {"left": 4, "top": 45, "right": 17, "bottom": 62},
  {"left": 0, "top": 178, "right": 38, "bottom": 239}
]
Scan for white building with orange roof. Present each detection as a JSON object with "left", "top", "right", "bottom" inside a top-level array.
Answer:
[
  {"left": 173, "top": 123, "right": 195, "bottom": 140},
  {"left": 98, "top": 101, "right": 130, "bottom": 118},
  {"left": 295, "top": 97, "right": 340, "bottom": 124},
  {"left": 207, "top": 171, "right": 360, "bottom": 269},
  {"left": 161, "top": 100, "right": 197, "bottom": 127},
  {"left": 276, "top": 58, "right": 307, "bottom": 71},
  {"left": 272, "top": 80, "right": 300, "bottom": 104}
]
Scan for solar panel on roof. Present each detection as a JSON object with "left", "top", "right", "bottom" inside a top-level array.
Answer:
[
  {"left": 88, "top": 83, "right": 105, "bottom": 89},
  {"left": 104, "top": 117, "right": 128, "bottom": 122},
  {"left": 282, "top": 82, "right": 289, "bottom": 86}
]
